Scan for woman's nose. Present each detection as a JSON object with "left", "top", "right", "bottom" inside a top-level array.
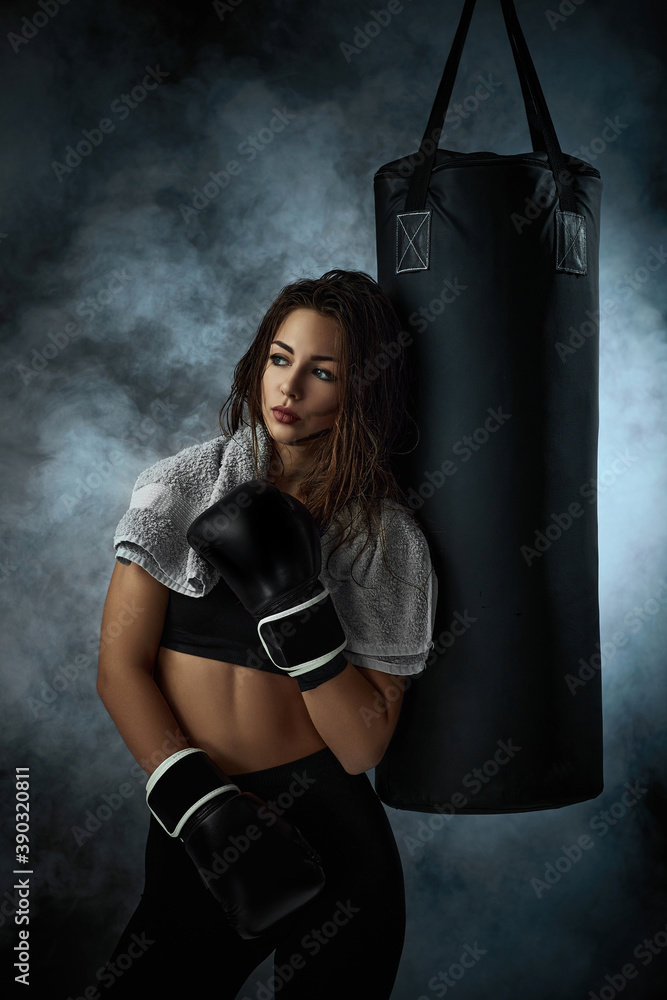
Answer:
[{"left": 280, "top": 368, "right": 302, "bottom": 397}]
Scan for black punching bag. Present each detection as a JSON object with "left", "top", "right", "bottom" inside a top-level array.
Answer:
[{"left": 374, "top": 0, "right": 604, "bottom": 812}]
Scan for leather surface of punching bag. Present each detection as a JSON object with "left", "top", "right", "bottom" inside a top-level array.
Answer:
[{"left": 374, "top": 0, "right": 604, "bottom": 812}]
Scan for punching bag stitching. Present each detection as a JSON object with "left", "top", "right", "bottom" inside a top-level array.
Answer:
[
  {"left": 396, "top": 211, "right": 431, "bottom": 273},
  {"left": 555, "top": 209, "right": 587, "bottom": 275}
]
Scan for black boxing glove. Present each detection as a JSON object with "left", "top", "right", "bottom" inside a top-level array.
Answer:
[
  {"left": 145, "top": 748, "right": 325, "bottom": 939},
  {"left": 187, "top": 480, "right": 349, "bottom": 692}
]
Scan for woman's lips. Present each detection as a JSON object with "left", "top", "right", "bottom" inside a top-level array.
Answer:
[{"left": 272, "top": 407, "right": 301, "bottom": 424}]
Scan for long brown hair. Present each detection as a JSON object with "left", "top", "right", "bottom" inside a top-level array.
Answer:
[{"left": 218, "top": 269, "right": 422, "bottom": 587}]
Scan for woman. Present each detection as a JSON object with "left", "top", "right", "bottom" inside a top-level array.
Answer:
[{"left": 96, "top": 269, "right": 437, "bottom": 998}]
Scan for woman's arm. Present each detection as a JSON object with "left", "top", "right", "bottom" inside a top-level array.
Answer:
[
  {"left": 300, "top": 664, "right": 405, "bottom": 775},
  {"left": 96, "top": 561, "right": 190, "bottom": 776}
]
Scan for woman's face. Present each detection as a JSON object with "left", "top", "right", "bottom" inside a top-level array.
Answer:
[{"left": 260, "top": 308, "right": 342, "bottom": 446}]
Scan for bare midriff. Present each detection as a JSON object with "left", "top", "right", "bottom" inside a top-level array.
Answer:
[{"left": 153, "top": 646, "right": 329, "bottom": 776}]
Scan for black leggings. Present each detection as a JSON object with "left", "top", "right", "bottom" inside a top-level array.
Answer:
[{"left": 102, "top": 747, "right": 406, "bottom": 998}]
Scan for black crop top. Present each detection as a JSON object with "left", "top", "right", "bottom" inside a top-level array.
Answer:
[{"left": 158, "top": 575, "right": 292, "bottom": 675}]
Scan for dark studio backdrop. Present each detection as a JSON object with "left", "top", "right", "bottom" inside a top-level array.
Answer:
[{"left": 0, "top": 0, "right": 666, "bottom": 996}]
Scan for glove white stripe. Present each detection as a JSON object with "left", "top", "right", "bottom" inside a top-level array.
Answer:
[
  {"left": 257, "top": 636, "right": 348, "bottom": 677},
  {"left": 146, "top": 748, "right": 240, "bottom": 838},
  {"left": 153, "top": 786, "right": 241, "bottom": 839},
  {"left": 256, "top": 586, "right": 329, "bottom": 627},
  {"left": 256, "top": 588, "right": 347, "bottom": 676}
]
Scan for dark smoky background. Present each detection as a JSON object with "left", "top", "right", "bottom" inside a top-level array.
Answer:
[{"left": 0, "top": 0, "right": 665, "bottom": 996}]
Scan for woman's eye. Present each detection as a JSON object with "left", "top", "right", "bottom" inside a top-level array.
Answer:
[{"left": 269, "top": 355, "right": 336, "bottom": 382}]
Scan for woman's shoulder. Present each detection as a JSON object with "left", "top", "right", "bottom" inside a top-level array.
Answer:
[
  {"left": 167, "top": 434, "right": 229, "bottom": 464},
  {"left": 322, "top": 496, "right": 432, "bottom": 580},
  {"left": 377, "top": 497, "right": 428, "bottom": 542},
  {"left": 130, "top": 422, "right": 263, "bottom": 496},
  {"left": 131, "top": 434, "right": 231, "bottom": 489},
  {"left": 375, "top": 500, "right": 433, "bottom": 579},
  {"left": 320, "top": 496, "right": 437, "bottom": 670},
  {"left": 330, "top": 495, "right": 428, "bottom": 541}
]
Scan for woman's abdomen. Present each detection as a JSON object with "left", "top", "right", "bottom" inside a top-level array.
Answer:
[{"left": 153, "top": 646, "right": 328, "bottom": 774}]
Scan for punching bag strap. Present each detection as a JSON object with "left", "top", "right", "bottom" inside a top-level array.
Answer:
[
  {"left": 502, "top": 3, "right": 547, "bottom": 154},
  {"left": 403, "top": 0, "right": 577, "bottom": 217},
  {"left": 500, "top": 0, "right": 576, "bottom": 213}
]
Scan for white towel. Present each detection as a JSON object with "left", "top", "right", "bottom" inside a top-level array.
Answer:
[{"left": 113, "top": 422, "right": 437, "bottom": 675}]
